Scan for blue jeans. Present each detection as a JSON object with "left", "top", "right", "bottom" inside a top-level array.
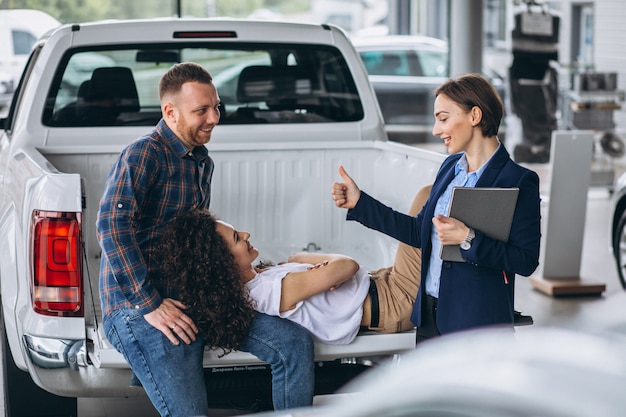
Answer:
[
  {"left": 239, "top": 312, "right": 314, "bottom": 409},
  {"left": 104, "top": 309, "right": 314, "bottom": 417}
]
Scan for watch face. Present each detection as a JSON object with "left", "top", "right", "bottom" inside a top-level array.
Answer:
[{"left": 460, "top": 241, "right": 471, "bottom": 250}]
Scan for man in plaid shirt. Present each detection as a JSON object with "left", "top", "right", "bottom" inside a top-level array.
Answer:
[{"left": 97, "top": 62, "right": 314, "bottom": 417}]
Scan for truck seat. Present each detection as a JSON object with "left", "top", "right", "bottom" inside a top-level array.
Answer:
[
  {"left": 75, "top": 66, "right": 140, "bottom": 126},
  {"left": 228, "top": 65, "right": 318, "bottom": 123},
  {"left": 236, "top": 65, "right": 315, "bottom": 103}
]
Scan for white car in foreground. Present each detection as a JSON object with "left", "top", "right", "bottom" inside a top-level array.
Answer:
[{"left": 248, "top": 327, "right": 626, "bottom": 417}]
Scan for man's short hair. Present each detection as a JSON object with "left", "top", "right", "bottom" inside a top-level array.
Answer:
[{"left": 159, "top": 62, "right": 213, "bottom": 100}]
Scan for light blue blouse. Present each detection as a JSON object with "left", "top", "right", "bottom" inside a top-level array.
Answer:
[{"left": 424, "top": 145, "right": 500, "bottom": 298}]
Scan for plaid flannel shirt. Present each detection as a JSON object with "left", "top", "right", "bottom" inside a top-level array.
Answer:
[{"left": 97, "top": 119, "right": 214, "bottom": 317}]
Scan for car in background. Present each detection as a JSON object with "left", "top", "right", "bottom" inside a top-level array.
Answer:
[
  {"left": 0, "top": 72, "right": 14, "bottom": 111},
  {"left": 245, "top": 327, "right": 626, "bottom": 417},
  {"left": 610, "top": 174, "right": 626, "bottom": 289},
  {"left": 0, "top": 9, "right": 60, "bottom": 107},
  {"left": 352, "top": 35, "right": 506, "bottom": 144}
]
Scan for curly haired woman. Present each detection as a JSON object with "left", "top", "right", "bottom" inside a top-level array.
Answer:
[
  {"left": 158, "top": 185, "right": 428, "bottom": 346},
  {"left": 156, "top": 211, "right": 255, "bottom": 356}
]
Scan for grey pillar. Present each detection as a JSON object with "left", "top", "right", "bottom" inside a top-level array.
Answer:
[
  {"left": 388, "top": 0, "right": 413, "bottom": 35},
  {"left": 449, "top": 0, "right": 483, "bottom": 77},
  {"left": 425, "top": 0, "right": 448, "bottom": 40}
]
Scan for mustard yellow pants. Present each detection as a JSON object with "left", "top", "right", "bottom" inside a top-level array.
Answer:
[{"left": 366, "top": 185, "right": 430, "bottom": 333}]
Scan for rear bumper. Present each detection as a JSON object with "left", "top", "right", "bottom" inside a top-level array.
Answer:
[
  {"left": 22, "top": 335, "right": 143, "bottom": 397},
  {"left": 24, "top": 335, "right": 87, "bottom": 370},
  {"left": 21, "top": 330, "right": 416, "bottom": 397}
]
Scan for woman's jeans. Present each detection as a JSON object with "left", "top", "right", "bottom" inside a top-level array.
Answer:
[{"left": 104, "top": 309, "right": 315, "bottom": 417}]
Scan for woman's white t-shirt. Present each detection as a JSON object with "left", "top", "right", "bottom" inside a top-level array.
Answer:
[{"left": 246, "top": 263, "right": 370, "bottom": 344}]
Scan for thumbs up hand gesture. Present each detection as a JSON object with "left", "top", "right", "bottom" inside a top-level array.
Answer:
[{"left": 331, "top": 165, "right": 361, "bottom": 209}]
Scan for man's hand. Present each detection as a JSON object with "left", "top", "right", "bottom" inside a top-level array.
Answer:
[
  {"left": 331, "top": 165, "right": 361, "bottom": 209},
  {"left": 144, "top": 298, "right": 199, "bottom": 345}
]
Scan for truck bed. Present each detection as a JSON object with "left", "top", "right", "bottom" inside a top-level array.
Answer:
[{"left": 44, "top": 140, "right": 444, "bottom": 371}]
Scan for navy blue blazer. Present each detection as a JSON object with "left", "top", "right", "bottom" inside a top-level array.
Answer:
[{"left": 347, "top": 145, "right": 541, "bottom": 334}]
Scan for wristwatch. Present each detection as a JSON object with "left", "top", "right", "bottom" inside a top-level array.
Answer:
[{"left": 460, "top": 228, "right": 475, "bottom": 250}]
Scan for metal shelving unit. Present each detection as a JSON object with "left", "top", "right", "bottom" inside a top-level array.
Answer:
[{"left": 560, "top": 77, "right": 625, "bottom": 187}]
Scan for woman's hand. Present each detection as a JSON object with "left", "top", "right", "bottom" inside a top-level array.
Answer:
[
  {"left": 432, "top": 214, "right": 471, "bottom": 245},
  {"left": 306, "top": 261, "right": 341, "bottom": 290},
  {"left": 280, "top": 255, "right": 359, "bottom": 312},
  {"left": 288, "top": 252, "right": 353, "bottom": 266},
  {"left": 331, "top": 165, "right": 361, "bottom": 209},
  {"left": 306, "top": 260, "right": 329, "bottom": 270}
]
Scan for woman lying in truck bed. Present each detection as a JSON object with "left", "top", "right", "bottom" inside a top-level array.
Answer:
[{"left": 154, "top": 187, "right": 429, "bottom": 348}]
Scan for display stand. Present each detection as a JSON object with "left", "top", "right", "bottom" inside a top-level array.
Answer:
[{"left": 530, "top": 130, "right": 606, "bottom": 296}]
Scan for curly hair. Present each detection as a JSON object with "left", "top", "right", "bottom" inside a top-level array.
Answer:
[{"left": 156, "top": 210, "right": 255, "bottom": 357}]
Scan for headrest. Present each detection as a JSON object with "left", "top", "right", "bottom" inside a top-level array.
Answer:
[
  {"left": 236, "top": 65, "right": 314, "bottom": 104},
  {"left": 77, "top": 80, "right": 92, "bottom": 99},
  {"left": 87, "top": 67, "right": 140, "bottom": 112}
]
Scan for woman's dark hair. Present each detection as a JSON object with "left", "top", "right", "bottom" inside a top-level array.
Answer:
[
  {"left": 434, "top": 73, "right": 503, "bottom": 137},
  {"left": 156, "top": 209, "right": 255, "bottom": 356}
]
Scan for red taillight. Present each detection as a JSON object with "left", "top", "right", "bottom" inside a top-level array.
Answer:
[{"left": 32, "top": 211, "right": 83, "bottom": 317}]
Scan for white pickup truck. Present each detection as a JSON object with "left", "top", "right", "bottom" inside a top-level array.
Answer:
[{"left": 0, "top": 17, "right": 445, "bottom": 412}]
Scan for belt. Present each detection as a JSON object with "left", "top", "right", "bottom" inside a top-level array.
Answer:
[{"left": 369, "top": 278, "right": 379, "bottom": 328}]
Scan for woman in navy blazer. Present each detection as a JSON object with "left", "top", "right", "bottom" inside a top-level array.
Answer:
[{"left": 332, "top": 74, "right": 541, "bottom": 343}]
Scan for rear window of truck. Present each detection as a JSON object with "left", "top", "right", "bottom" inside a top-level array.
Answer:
[{"left": 43, "top": 43, "right": 364, "bottom": 127}]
